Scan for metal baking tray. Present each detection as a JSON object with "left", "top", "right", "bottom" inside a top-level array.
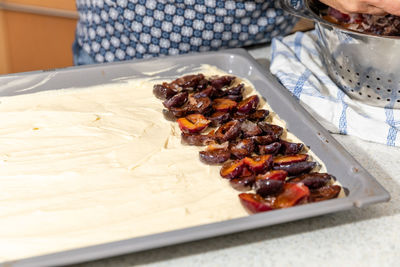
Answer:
[{"left": 0, "top": 49, "right": 389, "bottom": 267}]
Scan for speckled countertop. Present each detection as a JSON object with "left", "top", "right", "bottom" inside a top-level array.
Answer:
[{"left": 73, "top": 45, "right": 400, "bottom": 267}]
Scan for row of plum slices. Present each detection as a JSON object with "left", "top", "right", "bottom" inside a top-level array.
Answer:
[{"left": 153, "top": 73, "right": 342, "bottom": 214}]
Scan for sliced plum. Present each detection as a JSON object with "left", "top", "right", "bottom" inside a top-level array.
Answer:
[
  {"left": 243, "top": 155, "right": 273, "bottom": 174},
  {"left": 210, "top": 75, "right": 235, "bottom": 90},
  {"left": 181, "top": 132, "right": 215, "bottom": 146},
  {"left": 208, "top": 111, "right": 231, "bottom": 127},
  {"left": 230, "top": 176, "right": 256, "bottom": 192},
  {"left": 215, "top": 120, "right": 241, "bottom": 143},
  {"left": 237, "top": 95, "right": 259, "bottom": 114},
  {"left": 153, "top": 83, "right": 177, "bottom": 100},
  {"left": 163, "top": 91, "right": 188, "bottom": 109},
  {"left": 162, "top": 109, "right": 177, "bottom": 121},
  {"left": 248, "top": 109, "right": 270, "bottom": 122},
  {"left": 273, "top": 154, "right": 308, "bottom": 165},
  {"left": 232, "top": 113, "right": 248, "bottom": 122},
  {"left": 231, "top": 109, "right": 269, "bottom": 122},
  {"left": 222, "top": 94, "right": 243, "bottom": 102},
  {"left": 258, "top": 122, "right": 283, "bottom": 138},
  {"left": 224, "top": 83, "right": 244, "bottom": 96},
  {"left": 193, "top": 85, "right": 217, "bottom": 99},
  {"left": 290, "top": 173, "right": 334, "bottom": 189},
  {"left": 220, "top": 159, "right": 245, "bottom": 179},
  {"left": 273, "top": 161, "right": 317, "bottom": 176},
  {"left": 170, "top": 74, "right": 205, "bottom": 90},
  {"left": 241, "top": 120, "right": 263, "bottom": 137},
  {"left": 252, "top": 135, "right": 278, "bottom": 145},
  {"left": 258, "top": 142, "right": 282, "bottom": 155},
  {"left": 230, "top": 138, "right": 255, "bottom": 159},
  {"left": 168, "top": 106, "right": 189, "bottom": 118},
  {"left": 239, "top": 193, "right": 274, "bottom": 214},
  {"left": 187, "top": 96, "right": 212, "bottom": 114},
  {"left": 273, "top": 183, "right": 310, "bottom": 209},
  {"left": 256, "top": 170, "right": 288, "bottom": 182},
  {"left": 309, "top": 185, "right": 341, "bottom": 202},
  {"left": 230, "top": 167, "right": 256, "bottom": 191},
  {"left": 212, "top": 98, "right": 237, "bottom": 112},
  {"left": 177, "top": 114, "right": 210, "bottom": 134},
  {"left": 197, "top": 78, "right": 209, "bottom": 91},
  {"left": 254, "top": 179, "right": 284, "bottom": 197},
  {"left": 199, "top": 149, "right": 231, "bottom": 165},
  {"left": 280, "top": 140, "right": 304, "bottom": 155}
]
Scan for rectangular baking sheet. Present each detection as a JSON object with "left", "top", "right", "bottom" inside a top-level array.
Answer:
[{"left": 0, "top": 49, "right": 389, "bottom": 267}]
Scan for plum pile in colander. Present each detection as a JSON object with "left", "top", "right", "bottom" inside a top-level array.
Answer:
[{"left": 323, "top": 7, "right": 400, "bottom": 36}]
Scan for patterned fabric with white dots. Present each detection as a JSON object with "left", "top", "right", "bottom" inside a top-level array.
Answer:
[{"left": 75, "top": 0, "right": 298, "bottom": 62}]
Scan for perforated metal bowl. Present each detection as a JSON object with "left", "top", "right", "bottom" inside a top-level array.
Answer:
[{"left": 280, "top": 0, "right": 400, "bottom": 108}]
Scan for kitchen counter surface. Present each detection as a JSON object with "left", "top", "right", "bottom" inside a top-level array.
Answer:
[{"left": 73, "top": 45, "right": 400, "bottom": 267}]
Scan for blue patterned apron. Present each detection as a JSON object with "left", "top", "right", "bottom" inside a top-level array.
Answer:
[{"left": 74, "top": 0, "right": 298, "bottom": 64}]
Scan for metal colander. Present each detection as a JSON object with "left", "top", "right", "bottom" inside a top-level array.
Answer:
[{"left": 281, "top": 0, "right": 400, "bottom": 108}]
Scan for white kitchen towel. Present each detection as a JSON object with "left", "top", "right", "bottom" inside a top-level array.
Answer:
[{"left": 270, "top": 30, "right": 400, "bottom": 147}]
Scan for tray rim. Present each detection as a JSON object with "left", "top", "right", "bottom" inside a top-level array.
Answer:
[{"left": 0, "top": 48, "right": 390, "bottom": 267}]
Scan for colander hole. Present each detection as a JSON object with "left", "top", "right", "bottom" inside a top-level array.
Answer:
[
  {"left": 387, "top": 89, "right": 391, "bottom": 92},
  {"left": 341, "top": 76, "right": 345, "bottom": 79},
  {"left": 398, "top": 90, "right": 400, "bottom": 93},
  {"left": 366, "top": 85, "right": 371, "bottom": 88},
  {"left": 349, "top": 80, "right": 353, "bottom": 83},
  {"left": 335, "top": 72, "right": 338, "bottom": 75},
  {"left": 356, "top": 73, "right": 360, "bottom": 76},
  {"left": 347, "top": 69, "right": 350, "bottom": 73},
  {"left": 357, "top": 82, "right": 361, "bottom": 86},
  {"left": 389, "top": 79, "right": 392, "bottom": 83},
  {"left": 377, "top": 97, "right": 381, "bottom": 100},
  {"left": 366, "top": 75, "right": 370, "bottom": 79},
  {"left": 397, "top": 100, "right": 400, "bottom": 103},
  {"left": 377, "top": 77, "right": 380, "bottom": 81},
  {"left": 339, "top": 66, "right": 343, "bottom": 69},
  {"left": 377, "top": 87, "right": 381, "bottom": 91},
  {"left": 387, "top": 99, "right": 391, "bottom": 102},
  {"left": 367, "top": 95, "right": 371, "bottom": 98},
  {"left": 359, "top": 92, "right": 362, "bottom": 96},
  {"left": 351, "top": 89, "right": 354, "bottom": 92}
]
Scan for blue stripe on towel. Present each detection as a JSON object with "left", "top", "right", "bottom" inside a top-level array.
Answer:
[
  {"left": 275, "top": 71, "right": 299, "bottom": 90},
  {"left": 337, "top": 90, "right": 348, "bottom": 134},
  {"left": 294, "top": 32, "right": 304, "bottom": 60},
  {"left": 385, "top": 107, "right": 397, "bottom": 146},
  {"left": 271, "top": 38, "right": 277, "bottom": 63},
  {"left": 293, "top": 69, "right": 311, "bottom": 99}
]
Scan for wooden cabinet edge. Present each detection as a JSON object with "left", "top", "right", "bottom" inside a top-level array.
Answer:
[
  {"left": 0, "top": 9, "right": 11, "bottom": 74},
  {"left": 0, "top": 2, "right": 78, "bottom": 19},
  {"left": 3, "top": 0, "right": 76, "bottom": 12},
  {"left": 292, "top": 19, "right": 315, "bottom": 33}
]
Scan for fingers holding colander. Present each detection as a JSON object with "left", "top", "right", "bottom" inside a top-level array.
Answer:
[
  {"left": 319, "top": 0, "right": 396, "bottom": 15},
  {"left": 368, "top": 0, "right": 400, "bottom": 16}
]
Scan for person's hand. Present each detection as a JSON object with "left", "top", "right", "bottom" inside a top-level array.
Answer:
[{"left": 319, "top": 0, "right": 400, "bottom": 16}]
